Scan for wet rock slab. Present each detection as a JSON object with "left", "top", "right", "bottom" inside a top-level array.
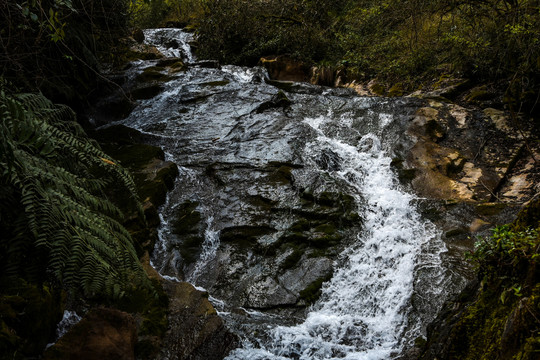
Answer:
[{"left": 158, "top": 281, "right": 238, "bottom": 360}]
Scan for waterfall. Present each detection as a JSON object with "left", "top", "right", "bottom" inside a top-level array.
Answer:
[
  {"left": 112, "top": 28, "right": 452, "bottom": 360},
  {"left": 225, "top": 112, "right": 445, "bottom": 360}
]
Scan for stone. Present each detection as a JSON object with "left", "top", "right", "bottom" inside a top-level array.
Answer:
[
  {"left": 244, "top": 277, "right": 297, "bottom": 308},
  {"left": 259, "top": 55, "right": 310, "bottom": 82},
  {"left": 44, "top": 308, "right": 137, "bottom": 360},
  {"left": 133, "top": 29, "right": 145, "bottom": 44},
  {"left": 469, "top": 218, "right": 491, "bottom": 232},
  {"left": 159, "top": 282, "right": 238, "bottom": 360}
]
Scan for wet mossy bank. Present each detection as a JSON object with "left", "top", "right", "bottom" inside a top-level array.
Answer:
[{"left": 418, "top": 198, "right": 540, "bottom": 360}]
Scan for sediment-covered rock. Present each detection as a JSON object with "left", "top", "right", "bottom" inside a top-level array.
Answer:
[
  {"left": 44, "top": 308, "right": 137, "bottom": 360},
  {"left": 158, "top": 282, "right": 238, "bottom": 360}
]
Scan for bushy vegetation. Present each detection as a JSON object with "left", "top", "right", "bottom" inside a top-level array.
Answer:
[
  {"left": 0, "top": 0, "right": 129, "bottom": 104},
  {"left": 431, "top": 200, "right": 540, "bottom": 359},
  {"left": 156, "top": 0, "right": 539, "bottom": 112}
]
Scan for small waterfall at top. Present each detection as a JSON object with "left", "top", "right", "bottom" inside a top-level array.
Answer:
[{"left": 110, "top": 28, "right": 455, "bottom": 360}]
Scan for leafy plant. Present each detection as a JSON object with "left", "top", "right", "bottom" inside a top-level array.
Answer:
[
  {"left": 0, "top": 89, "right": 150, "bottom": 299},
  {"left": 470, "top": 224, "right": 539, "bottom": 284}
]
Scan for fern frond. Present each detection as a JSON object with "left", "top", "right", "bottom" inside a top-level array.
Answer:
[{"left": 0, "top": 90, "right": 151, "bottom": 298}]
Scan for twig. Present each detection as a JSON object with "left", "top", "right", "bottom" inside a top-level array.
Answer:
[{"left": 479, "top": 179, "right": 501, "bottom": 202}]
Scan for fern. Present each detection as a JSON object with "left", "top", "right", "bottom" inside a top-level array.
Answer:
[{"left": 0, "top": 89, "right": 150, "bottom": 299}]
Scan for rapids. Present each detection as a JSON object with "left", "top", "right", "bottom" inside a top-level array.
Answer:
[{"left": 105, "top": 28, "right": 462, "bottom": 360}]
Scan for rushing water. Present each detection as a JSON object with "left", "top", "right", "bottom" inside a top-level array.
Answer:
[{"left": 107, "top": 29, "right": 455, "bottom": 359}]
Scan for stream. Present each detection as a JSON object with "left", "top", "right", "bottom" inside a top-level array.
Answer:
[{"left": 104, "top": 28, "right": 461, "bottom": 360}]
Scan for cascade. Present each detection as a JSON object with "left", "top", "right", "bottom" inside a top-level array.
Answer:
[{"left": 108, "top": 28, "right": 459, "bottom": 359}]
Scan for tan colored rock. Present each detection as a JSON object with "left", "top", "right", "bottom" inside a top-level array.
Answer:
[
  {"left": 44, "top": 308, "right": 137, "bottom": 360},
  {"left": 259, "top": 55, "right": 310, "bottom": 82},
  {"left": 470, "top": 218, "right": 491, "bottom": 232},
  {"left": 484, "top": 108, "right": 510, "bottom": 133},
  {"left": 449, "top": 105, "right": 469, "bottom": 128}
]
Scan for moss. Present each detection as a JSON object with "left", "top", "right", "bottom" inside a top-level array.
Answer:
[
  {"left": 264, "top": 79, "right": 294, "bottom": 92},
  {"left": 388, "top": 83, "right": 404, "bottom": 97},
  {"left": 282, "top": 249, "right": 303, "bottom": 270},
  {"left": 370, "top": 83, "right": 386, "bottom": 96},
  {"left": 465, "top": 86, "right": 495, "bottom": 103},
  {"left": 310, "top": 233, "right": 342, "bottom": 248},
  {"left": 290, "top": 219, "right": 311, "bottom": 232},
  {"left": 314, "top": 223, "right": 336, "bottom": 235},
  {"left": 475, "top": 202, "right": 507, "bottom": 216},
  {"left": 299, "top": 274, "right": 332, "bottom": 304}
]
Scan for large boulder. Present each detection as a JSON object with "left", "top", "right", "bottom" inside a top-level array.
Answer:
[
  {"left": 158, "top": 281, "right": 238, "bottom": 360},
  {"left": 44, "top": 308, "right": 137, "bottom": 360},
  {"left": 259, "top": 55, "right": 310, "bottom": 82}
]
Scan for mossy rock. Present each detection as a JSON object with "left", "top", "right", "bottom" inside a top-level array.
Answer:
[
  {"left": 248, "top": 195, "right": 278, "bottom": 210},
  {"left": 391, "top": 158, "right": 417, "bottom": 183},
  {"left": 172, "top": 201, "right": 201, "bottom": 235},
  {"left": 103, "top": 144, "right": 165, "bottom": 170},
  {"left": 200, "top": 80, "right": 230, "bottom": 87},
  {"left": 309, "top": 233, "right": 342, "bottom": 249},
  {"left": 388, "top": 83, "right": 404, "bottom": 97},
  {"left": 268, "top": 165, "right": 294, "bottom": 185},
  {"left": 136, "top": 68, "right": 171, "bottom": 83},
  {"left": 93, "top": 124, "right": 147, "bottom": 145},
  {"left": 299, "top": 274, "right": 332, "bottom": 304},
  {"left": 512, "top": 198, "right": 540, "bottom": 230},
  {"left": 116, "top": 278, "right": 168, "bottom": 359},
  {"left": 314, "top": 223, "right": 336, "bottom": 235},
  {"left": 282, "top": 249, "right": 303, "bottom": 270},
  {"left": 475, "top": 202, "right": 507, "bottom": 216},
  {"left": 220, "top": 225, "right": 277, "bottom": 248}
]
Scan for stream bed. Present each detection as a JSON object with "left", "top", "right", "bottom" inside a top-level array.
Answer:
[{"left": 102, "top": 28, "right": 465, "bottom": 360}]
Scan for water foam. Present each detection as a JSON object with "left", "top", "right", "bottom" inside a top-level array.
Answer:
[{"left": 226, "top": 113, "right": 444, "bottom": 360}]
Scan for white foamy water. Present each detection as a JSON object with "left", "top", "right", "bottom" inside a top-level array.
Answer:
[
  {"left": 118, "top": 28, "right": 449, "bottom": 360},
  {"left": 226, "top": 114, "right": 444, "bottom": 360},
  {"left": 143, "top": 28, "right": 196, "bottom": 62},
  {"left": 188, "top": 216, "right": 221, "bottom": 283}
]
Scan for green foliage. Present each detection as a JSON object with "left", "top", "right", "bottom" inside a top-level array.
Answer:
[
  {"left": 0, "top": 89, "right": 151, "bottom": 299},
  {"left": 195, "top": 0, "right": 348, "bottom": 65},
  {"left": 470, "top": 225, "right": 539, "bottom": 283},
  {"left": 182, "top": 0, "right": 540, "bottom": 111}
]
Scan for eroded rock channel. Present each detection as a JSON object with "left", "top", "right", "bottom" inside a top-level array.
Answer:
[{"left": 93, "top": 28, "right": 539, "bottom": 359}]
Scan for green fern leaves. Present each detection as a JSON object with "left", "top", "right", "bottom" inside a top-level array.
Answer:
[{"left": 0, "top": 90, "right": 150, "bottom": 299}]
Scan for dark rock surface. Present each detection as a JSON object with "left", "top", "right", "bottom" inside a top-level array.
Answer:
[{"left": 44, "top": 308, "right": 137, "bottom": 360}]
